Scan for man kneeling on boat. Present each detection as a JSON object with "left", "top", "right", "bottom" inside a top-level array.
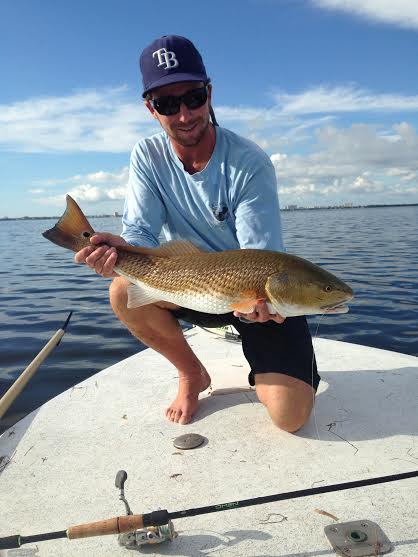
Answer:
[{"left": 74, "top": 35, "right": 320, "bottom": 432}]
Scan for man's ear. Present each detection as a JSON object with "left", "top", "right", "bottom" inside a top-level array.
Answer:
[{"left": 144, "top": 100, "right": 159, "bottom": 120}]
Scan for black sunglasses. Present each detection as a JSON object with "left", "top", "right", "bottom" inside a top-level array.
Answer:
[{"left": 150, "top": 86, "right": 208, "bottom": 116}]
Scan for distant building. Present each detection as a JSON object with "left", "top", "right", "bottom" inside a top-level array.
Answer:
[
  {"left": 285, "top": 204, "right": 298, "bottom": 210},
  {"left": 114, "top": 211, "right": 120, "bottom": 217}
]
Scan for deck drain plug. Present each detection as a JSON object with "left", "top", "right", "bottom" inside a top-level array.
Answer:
[
  {"left": 173, "top": 433, "right": 205, "bottom": 450},
  {"left": 325, "top": 519, "right": 392, "bottom": 556}
]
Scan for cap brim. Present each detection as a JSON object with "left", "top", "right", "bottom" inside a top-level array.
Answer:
[{"left": 142, "top": 72, "right": 207, "bottom": 97}]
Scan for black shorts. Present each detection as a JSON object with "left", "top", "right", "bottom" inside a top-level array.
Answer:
[{"left": 171, "top": 309, "right": 320, "bottom": 390}]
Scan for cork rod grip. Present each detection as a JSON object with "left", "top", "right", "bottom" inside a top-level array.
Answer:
[{"left": 67, "top": 514, "right": 144, "bottom": 539}]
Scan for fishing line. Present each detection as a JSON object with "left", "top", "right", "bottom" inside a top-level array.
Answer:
[
  {"left": 311, "top": 311, "right": 328, "bottom": 442},
  {"left": 1, "top": 470, "right": 417, "bottom": 550}
]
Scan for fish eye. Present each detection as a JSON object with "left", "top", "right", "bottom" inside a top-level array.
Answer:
[
  {"left": 324, "top": 285, "right": 333, "bottom": 293},
  {"left": 82, "top": 231, "right": 91, "bottom": 238}
]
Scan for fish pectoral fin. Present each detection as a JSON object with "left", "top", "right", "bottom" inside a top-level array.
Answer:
[
  {"left": 127, "top": 284, "right": 160, "bottom": 309},
  {"left": 230, "top": 290, "right": 264, "bottom": 314},
  {"left": 229, "top": 299, "right": 258, "bottom": 314}
]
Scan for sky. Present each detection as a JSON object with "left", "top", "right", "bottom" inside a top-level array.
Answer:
[{"left": 1, "top": 0, "right": 418, "bottom": 217}]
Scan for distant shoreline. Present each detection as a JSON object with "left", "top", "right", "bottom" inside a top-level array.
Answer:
[{"left": 1, "top": 202, "right": 417, "bottom": 221}]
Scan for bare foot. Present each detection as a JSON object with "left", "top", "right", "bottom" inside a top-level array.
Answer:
[{"left": 166, "top": 366, "right": 211, "bottom": 425}]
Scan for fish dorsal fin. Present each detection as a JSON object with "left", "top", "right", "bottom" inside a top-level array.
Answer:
[
  {"left": 122, "top": 240, "right": 205, "bottom": 258},
  {"left": 154, "top": 240, "right": 205, "bottom": 257}
]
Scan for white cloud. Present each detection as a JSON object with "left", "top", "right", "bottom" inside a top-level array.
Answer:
[
  {"left": 347, "top": 175, "right": 385, "bottom": 193},
  {"left": 215, "top": 106, "right": 274, "bottom": 123},
  {"left": 107, "top": 186, "right": 127, "bottom": 200},
  {"left": 81, "top": 170, "right": 125, "bottom": 184},
  {"left": 39, "top": 167, "right": 129, "bottom": 187},
  {"left": 0, "top": 87, "right": 157, "bottom": 153},
  {"left": 271, "top": 153, "right": 288, "bottom": 164},
  {"left": 36, "top": 184, "right": 107, "bottom": 206},
  {"left": 36, "top": 182, "right": 128, "bottom": 207},
  {"left": 312, "top": 0, "right": 418, "bottom": 30},
  {"left": 392, "top": 183, "right": 418, "bottom": 195},
  {"left": 271, "top": 122, "right": 418, "bottom": 204},
  {"left": 2, "top": 84, "right": 418, "bottom": 155},
  {"left": 385, "top": 168, "right": 410, "bottom": 177},
  {"left": 38, "top": 118, "right": 418, "bottom": 209},
  {"left": 274, "top": 85, "right": 418, "bottom": 115},
  {"left": 4, "top": 82, "right": 417, "bottom": 208},
  {"left": 69, "top": 185, "right": 105, "bottom": 202},
  {"left": 315, "top": 122, "right": 418, "bottom": 168},
  {"left": 400, "top": 172, "right": 417, "bottom": 182},
  {"left": 32, "top": 167, "right": 129, "bottom": 206},
  {"left": 222, "top": 85, "right": 418, "bottom": 156}
]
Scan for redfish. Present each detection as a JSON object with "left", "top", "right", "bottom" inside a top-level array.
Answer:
[{"left": 43, "top": 196, "right": 353, "bottom": 317}]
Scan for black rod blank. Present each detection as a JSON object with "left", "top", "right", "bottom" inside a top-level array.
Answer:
[
  {"left": 168, "top": 469, "right": 418, "bottom": 522},
  {"left": 1, "top": 470, "right": 416, "bottom": 549}
]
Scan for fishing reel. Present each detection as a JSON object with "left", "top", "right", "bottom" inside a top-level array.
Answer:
[{"left": 115, "top": 470, "right": 176, "bottom": 549}]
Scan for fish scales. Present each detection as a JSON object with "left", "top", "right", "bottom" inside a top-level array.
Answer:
[
  {"left": 116, "top": 249, "right": 278, "bottom": 297},
  {"left": 42, "top": 195, "right": 353, "bottom": 317}
]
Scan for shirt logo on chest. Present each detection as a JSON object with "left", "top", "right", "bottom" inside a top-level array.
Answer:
[{"left": 212, "top": 204, "right": 229, "bottom": 222}]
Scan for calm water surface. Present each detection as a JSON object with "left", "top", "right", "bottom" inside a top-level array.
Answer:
[{"left": 1, "top": 206, "right": 417, "bottom": 432}]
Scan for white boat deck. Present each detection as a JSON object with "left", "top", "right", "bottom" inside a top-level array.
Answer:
[{"left": 0, "top": 328, "right": 417, "bottom": 556}]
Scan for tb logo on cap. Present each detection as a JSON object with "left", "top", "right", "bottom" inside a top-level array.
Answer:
[{"left": 153, "top": 48, "right": 179, "bottom": 70}]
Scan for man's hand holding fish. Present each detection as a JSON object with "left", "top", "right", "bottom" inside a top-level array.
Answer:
[
  {"left": 233, "top": 299, "right": 286, "bottom": 324},
  {"left": 44, "top": 36, "right": 352, "bottom": 432},
  {"left": 74, "top": 232, "right": 125, "bottom": 278}
]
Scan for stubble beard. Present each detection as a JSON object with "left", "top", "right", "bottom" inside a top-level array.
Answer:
[{"left": 168, "top": 114, "right": 210, "bottom": 147}]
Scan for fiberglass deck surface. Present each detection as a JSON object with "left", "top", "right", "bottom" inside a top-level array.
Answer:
[{"left": 0, "top": 329, "right": 417, "bottom": 556}]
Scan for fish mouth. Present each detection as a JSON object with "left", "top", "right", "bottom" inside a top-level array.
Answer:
[
  {"left": 322, "top": 304, "right": 350, "bottom": 314},
  {"left": 320, "top": 298, "right": 352, "bottom": 314}
]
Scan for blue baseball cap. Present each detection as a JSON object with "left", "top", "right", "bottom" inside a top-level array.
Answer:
[{"left": 140, "top": 35, "right": 208, "bottom": 98}]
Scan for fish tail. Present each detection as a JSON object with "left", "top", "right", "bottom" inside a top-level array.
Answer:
[{"left": 42, "top": 195, "right": 95, "bottom": 252}]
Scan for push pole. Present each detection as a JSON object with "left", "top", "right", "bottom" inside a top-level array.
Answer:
[{"left": 0, "top": 312, "right": 73, "bottom": 419}]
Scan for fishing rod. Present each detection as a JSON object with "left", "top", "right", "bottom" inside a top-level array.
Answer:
[
  {"left": 0, "top": 312, "right": 73, "bottom": 420},
  {"left": 0, "top": 469, "right": 416, "bottom": 550}
]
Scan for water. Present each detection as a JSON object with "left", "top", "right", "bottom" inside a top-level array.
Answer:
[{"left": 1, "top": 206, "right": 417, "bottom": 433}]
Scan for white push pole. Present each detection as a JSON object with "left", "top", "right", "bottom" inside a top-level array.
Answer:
[{"left": 0, "top": 312, "right": 73, "bottom": 420}]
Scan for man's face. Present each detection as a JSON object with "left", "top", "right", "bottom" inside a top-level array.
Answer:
[{"left": 145, "top": 81, "right": 212, "bottom": 148}]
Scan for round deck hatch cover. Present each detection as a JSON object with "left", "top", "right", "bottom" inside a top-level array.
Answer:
[{"left": 173, "top": 433, "right": 205, "bottom": 450}]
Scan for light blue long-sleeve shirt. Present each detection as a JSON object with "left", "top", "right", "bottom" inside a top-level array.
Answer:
[{"left": 121, "top": 126, "right": 284, "bottom": 253}]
